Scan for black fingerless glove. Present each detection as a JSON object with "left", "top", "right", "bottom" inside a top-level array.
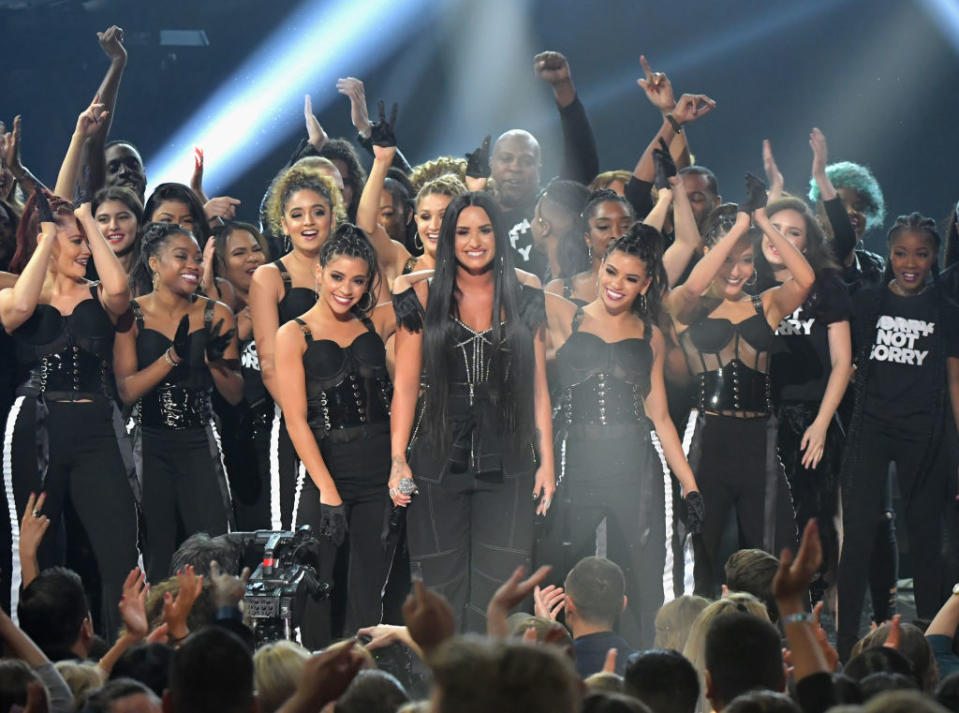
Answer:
[
  {"left": 172, "top": 314, "right": 191, "bottom": 364},
  {"left": 369, "top": 100, "right": 398, "bottom": 148},
  {"left": 653, "top": 137, "right": 677, "bottom": 190},
  {"left": 683, "top": 491, "right": 705, "bottom": 536},
  {"left": 205, "top": 318, "right": 235, "bottom": 362},
  {"left": 465, "top": 135, "right": 492, "bottom": 179},
  {"left": 35, "top": 188, "right": 55, "bottom": 224},
  {"left": 319, "top": 503, "right": 348, "bottom": 547},
  {"left": 741, "top": 172, "right": 768, "bottom": 213}
]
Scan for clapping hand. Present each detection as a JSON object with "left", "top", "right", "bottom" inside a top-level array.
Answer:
[
  {"left": 369, "top": 100, "right": 398, "bottom": 148},
  {"left": 465, "top": 135, "right": 492, "bottom": 180},
  {"left": 742, "top": 173, "right": 768, "bottom": 213},
  {"left": 336, "top": 77, "right": 372, "bottom": 137}
]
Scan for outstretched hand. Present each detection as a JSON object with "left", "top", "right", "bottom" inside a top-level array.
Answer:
[
  {"left": 19, "top": 492, "right": 50, "bottom": 563},
  {"left": 336, "top": 77, "right": 372, "bottom": 137},
  {"left": 741, "top": 173, "right": 768, "bottom": 213},
  {"left": 671, "top": 93, "right": 716, "bottom": 126},
  {"left": 162, "top": 565, "right": 204, "bottom": 640},
  {"left": 762, "top": 140, "right": 784, "bottom": 202},
  {"left": 209, "top": 560, "right": 251, "bottom": 609},
  {"left": 773, "top": 519, "right": 822, "bottom": 605},
  {"left": 533, "top": 584, "right": 566, "bottom": 621},
  {"left": 0, "top": 116, "right": 24, "bottom": 175},
  {"left": 488, "top": 564, "right": 552, "bottom": 637},
  {"left": 76, "top": 95, "right": 109, "bottom": 138},
  {"left": 119, "top": 567, "right": 150, "bottom": 639},
  {"left": 465, "top": 135, "right": 492, "bottom": 180},
  {"left": 304, "top": 95, "right": 329, "bottom": 150},
  {"left": 205, "top": 318, "right": 236, "bottom": 363},
  {"left": 402, "top": 579, "right": 455, "bottom": 658},
  {"left": 637, "top": 55, "right": 676, "bottom": 113},
  {"left": 369, "top": 100, "right": 399, "bottom": 148},
  {"left": 809, "top": 128, "right": 829, "bottom": 178}
]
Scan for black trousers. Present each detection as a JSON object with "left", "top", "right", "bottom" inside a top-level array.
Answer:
[
  {"left": 294, "top": 429, "right": 391, "bottom": 649},
  {"left": 140, "top": 426, "right": 231, "bottom": 580},
  {"left": 3, "top": 397, "right": 138, "bottom": 639},
  {"left": 838, "top": 416, "right": 956, "bottom": 660},
  {"left": 537, "top": 427, "right": 668, "bottom": 648},
  {"left": 406, "top": 466, "right": 535, "bottom": 633},
  {"left": 777, "top": 402, "right": 843, "bottom": 597},
  {"left": 225, "top": 400, "right": 276, "bottom": 531},
  {"left": 688, "top": 413, "right": 798, "bottom": 598}
]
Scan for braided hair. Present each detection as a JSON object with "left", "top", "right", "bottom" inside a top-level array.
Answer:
[
  {"left": 605, "top": 223, "right": 667, "bottom": 323},
  {"left": 130, "top": 221, "right": 195, "bottom": 295},
  {"left": 318, "top": 223, "right": 381, "bottom": 319},
  {"left": 842, "top": 212, "right": 944, "bottom": 493},
  {"left": 582, "top": 189, "right": 635, "bottom": 228}
]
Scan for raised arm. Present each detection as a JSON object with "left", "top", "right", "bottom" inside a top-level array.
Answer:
[
  {"left": 763, "top": 140, "right": 785, "bottom": 204},
  {"left": 56, "top": 96, "right": 109, "bottom": 200},
  {"left": 663, "top": 175, "right": 702, "bottom": 288},
  {"left": 0, "top": 116, "right": 47, "bottom": 199},
  {"left": 754, "top": 204, "right": 816, "bottom": 324},
  {"left": 75, "top": 201, "right": 130, "bottom": 317},
  {"left": 810, "top": 128, "right": 856, "bottom": 264},
  {"left": 83, "top": 26, "right": 128, "bottom": 193},
  {"left": 275, "top": 322, "right": 342, "bottom": 505},
  {"left": 388, "top": 280, "right": 427, "bottom": 508},
  {"left": 0, "top": 192, "right": 56, "bottom": 332},
  {"left": 633, "top": 93, "right": 714, "bottom": 186},
  {"left": 362, "top": 102, "right": 410, "bottom": 268},
  {"left": 534, "top": 51, "right": 599, "bottom": 183},
  {"left": 637, "top": 56, "right": 692, "bottom": 169},
  {"left": 337, "top": 77, "right": 413, "bottom": 174}
]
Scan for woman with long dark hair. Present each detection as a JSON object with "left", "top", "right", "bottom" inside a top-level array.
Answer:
[
  {"left": 540, "top": 223, "right": 702, "bottom": 647},
  {"left": 274, "top": 223, "right": 395, "bottom": 647},
  {"left": 1, "top": 190, "right": 138, "bottom": 637},
  {"left": 838, "top": 213, "right": 959, "bottom": 660},
  {"left": 667, "top": 176, "right": 813, "bottom": 597},
  {"left": 390, "top": 191, "right": 555, "bottom": 632},
  {"left": 114, "top": 221, "right": 243, "bottom": 579}
]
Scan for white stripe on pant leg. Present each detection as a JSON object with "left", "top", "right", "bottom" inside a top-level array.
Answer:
[
  {"left": 269, "top": 404, "right": 282, "bottom": 530},
  {"left": 680, "top": 410, "right": 698, "bottom": 596},
  {"left": 208, "top": 420, "right": 233, "bottom": 533},
  {"left": 291, "top": 463, "right": 306, "bottom": 530},
  {"left": 649, "top": 429, "right": 675, "bottom": 606},
  {"left": 4, "top": 396, "right": 26, "bottom": 625}
]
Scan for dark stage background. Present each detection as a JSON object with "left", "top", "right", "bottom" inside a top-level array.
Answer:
[{"left": 3, "top": 0, "right": 957, "bottom": 251}]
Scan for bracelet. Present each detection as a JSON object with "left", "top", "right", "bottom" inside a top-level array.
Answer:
[
  {"left": 782, "top": 612, "right": 813, "bottom": 625},
  {"left": 164, "top": 347, "right": 180, "bottom": 367},
  {"left": 665, "top": 113, "right": 682, "bottom": 134}
]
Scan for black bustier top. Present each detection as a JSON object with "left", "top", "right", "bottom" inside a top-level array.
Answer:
[
  {"left": 274, "top": 259, "right": 317, "bottom": 323},
  {"left": 555, "top": 309, "right": 653, "bottom": 427},
  {"left": 133, "top": 297, "right": 214, "bottom": 430},
  {"left": 679, "top": 295, "right": 780, "bottom": 416},
  {"left": 13, "top": 284, "right": 115, "bottom": 400},
  {"left": 295, "top": 316, "right": 391, "bottom": 440}
]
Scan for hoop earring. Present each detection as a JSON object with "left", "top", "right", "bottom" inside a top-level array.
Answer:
[
  {"left": 745, "top": 271, "right": 758, "bottom": 287},
  {"left": 414, "top": 232, "right": 423, "bottom": 252},
  {"left": 356, "top": 290, "right": 374, "bottom": 313}
]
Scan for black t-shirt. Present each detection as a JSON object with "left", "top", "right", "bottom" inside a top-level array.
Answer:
[
  {"left": 772, "top": 270, "right": 853, "bottom": 404},
  {"left": 853, "top": 286, "right": 959, "bottom": 429}
]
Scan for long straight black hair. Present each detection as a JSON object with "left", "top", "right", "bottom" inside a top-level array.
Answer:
[{"left": 421, "top": 191, "right": 536, "bottom": 452}]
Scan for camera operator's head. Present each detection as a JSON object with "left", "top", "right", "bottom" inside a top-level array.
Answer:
[
  {"left": 163, "top": 628, "right": 255, "bottom": 713},
  {"left": 169, "top": 533, "right": 241, "bottom": 578},
  {"left": 18, "top": 567, "right": 94, "bottom": 661}
]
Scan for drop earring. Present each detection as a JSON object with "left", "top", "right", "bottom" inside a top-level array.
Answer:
[{"left": 640, "top": 293, "right": 648, "bottom": 313}]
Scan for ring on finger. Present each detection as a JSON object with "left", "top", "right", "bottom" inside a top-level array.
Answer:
[{"left": 32, "top": 509, "right": 40, "bottom": 518}]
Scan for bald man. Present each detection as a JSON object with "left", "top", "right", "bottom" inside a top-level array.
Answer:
[{"left": 491, "top": 52, "right": 598, "bottom": 279}]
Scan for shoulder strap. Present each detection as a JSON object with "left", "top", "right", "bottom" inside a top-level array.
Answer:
[
  {"left": 359, "top": 314, "right": 376, "bottom": 334},
  {"left": 273, "top": 259, "right": 292, "bottom": 293},
  {"left": 294, "top": 317, "right": 312, "bottom": 342},
  {"left": 563, "top": 278, "right": 574, "bottom": 299},
  {"left": 88, "top": 281, "right": 100, "bottom": 300},
  {"left": 203, "top": 296, "right": 215, "bottom": 329},
  {"left": 130, "top": 299, "right": 145, "bottom": 331},
  {"left": 571, "top": 305, "right": 585, "bottom": 333},
  {"left": 750, "top": 293, "right": 764, "bottom": 316}
]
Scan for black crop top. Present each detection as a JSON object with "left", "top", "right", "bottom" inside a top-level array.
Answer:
[
  {"left": 679, "top": 295, "right": 780, "bottom": 416},
  {"left": 274, "top": 259, "right": 317, "bottom": 323},
  {"left": 555, "top": 308, "right": 653, "bottom": 426},
  {"left": 295, "top": 316, "right": 392, "bottom": 439},
  {"left": 132, "top": 297, "right": 215, "bottom": 429},
  {"left": 13, "top": 283, "right": 116, "bottom": 399}
]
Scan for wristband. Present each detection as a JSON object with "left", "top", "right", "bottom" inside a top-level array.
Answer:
[
  {"left": 782, "top": 612, "right": 813, "bottom": 625},
  {"left": 164, "top": 347, "right": 180, "bottom": 367},
  {"left": 665, "top": 113, "right": 682, "bottom": 134},
  {"left": 214, "top": 606, "right": 243, "bottom": 622}
]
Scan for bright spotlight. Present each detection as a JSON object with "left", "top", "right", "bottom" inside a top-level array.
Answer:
[
  {"left": 145, "top": 0, "right": 438, "bottom": 193},
  {"left": 918, "top": 0, "right": 959, "bottom": 52}
]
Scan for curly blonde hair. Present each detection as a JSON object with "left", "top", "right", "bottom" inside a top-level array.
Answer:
[
  {"left": 410, "top": 157, "right": 467, "bottom": 192},
  {"left": 264, "top": 165, "right": 345, "bottom": 238},
  {"left": 416, "top": 174, "right": 468, "bottom": 208},
  {"left": 589, "top": 170, "right": 631, "bottom": 193}
]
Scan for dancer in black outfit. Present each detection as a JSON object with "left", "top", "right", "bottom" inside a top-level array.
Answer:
[
  {"left": 114, "top": 222, "right": 242, "bottom": 580},
  {"left": 667, "top": 177, "right": 813, "bottom": 597},
  {"left": 838, "top": 213, "right": 959, "bottom": 660},
  {"left": 541, "top": 225, "right": 702, "bottom": 647},
  {"left": 275, "top": 224, "right": 395, "bottom": 648},
  {"left": 390, "top": 191, "right": 555, "bottom": 633},
  {"left": 250, "top": 167, "right": 342, "bottom": 529},
  {"left": 1, "top": 191, "right": 138, "bottom": 638}
]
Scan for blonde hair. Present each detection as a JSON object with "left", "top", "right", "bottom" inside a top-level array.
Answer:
[
  {"left": 410, "top": 157, "right": 467, "bottom": 192},
  {"left": 654, "top": 595, "right": 711, "bottom": 651},
  {"left": 682, "top": 593, "right": 769, "bottom": 713},
  {"left": 416, "top": 174, "right": 467, "bottom": 209},
  {"left": 264, "top": 165, "right": 345, "bottom": 238},
  {"left": 253, "top": 640, "right": 311, "bottom": 713},
  {"left": 589, "top": 170, "right": 631, "bottom": 193},
  {"left": 54, "top": 660, "right": 104, "bottom": 709}
]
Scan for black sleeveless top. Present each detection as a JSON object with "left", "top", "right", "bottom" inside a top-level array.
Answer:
[
  {"left": 393, "top": 282, "right": 547, "bottom": 478},
  {"left": 132, "top": 296, "right": 215, "bottom": 429},
  {"left": 555, "top": 307, "right": 653, "bottom": 427},
  {"left": 294, "top": 315, "right": 392, "bottom": 441},
  {"left": 679, "top": 294, "right": 780, "bottom": 416},
  {"left": 274, "top": 259, "right": 317, "bottom": 323},
  {"left": 13, "top": 283, "right": 116, "bottom": 400}
]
